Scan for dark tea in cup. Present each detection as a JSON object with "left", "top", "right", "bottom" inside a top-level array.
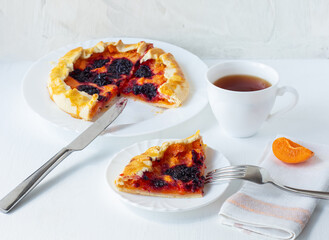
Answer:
[
  {"left": 206, "top": 61, "right": 299, "bottom": 137},
  {"left": 213, "top": 74, "right": 271, "bottom": 92}
]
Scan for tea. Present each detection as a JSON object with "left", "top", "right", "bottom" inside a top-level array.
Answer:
[{"left": 214, "top": 75, "right": 271, "bottom": 92}]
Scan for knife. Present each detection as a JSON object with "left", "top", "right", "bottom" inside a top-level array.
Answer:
[{"left": 0, "top": 97, "right": 128, "bottom": 213}]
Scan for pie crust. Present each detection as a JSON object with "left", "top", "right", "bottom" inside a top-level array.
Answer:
[
  {"left": 47, "top": 40, "right": 189, "bottom": 121},
  {"left": 115, "top": 131, "right": 206, "bottom": 198}
]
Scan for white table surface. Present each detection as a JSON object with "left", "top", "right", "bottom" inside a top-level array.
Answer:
[{"left": 0, "top": 59, "right": 329, "bottom": 240}]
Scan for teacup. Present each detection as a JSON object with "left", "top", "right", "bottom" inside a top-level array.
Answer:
[{"left": 206, "top": 61, "right": 299, "bottom": 138}]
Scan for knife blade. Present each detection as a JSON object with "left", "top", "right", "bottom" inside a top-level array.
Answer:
[
  {"left": 67, "top": 97, "right": 128, "bottom": 150},
  {"left": 0, "top": 97, "right": 128, "bottom": 213}
]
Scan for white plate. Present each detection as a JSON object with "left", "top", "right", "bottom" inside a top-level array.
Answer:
[
  {"left": 105, "top": 139, "right": 230, "bottom": 212},
  {"left": 22, "top": 37, "right": 208, "bottom": 137}
]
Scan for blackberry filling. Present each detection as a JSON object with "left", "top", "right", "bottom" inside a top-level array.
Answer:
[
  {"left": 164, "top": 165, "right": 200, "bottom": 183},
  {"left": 69, "top": 67, "right": 93, "bottom": 83},
  {"left": 107, "top": 58, "right": 133, "bottom": 78},
  {"left": 134, "top": 65, "right": 153, "bottom": 78},
  {"left": 92, "top": 73, "right": 113, "bottom": 86},
  {"left": 97, "top": 95, "right": 107, "bottom": 102},
  {"left": 132, "top": 83, "right": 157, "bottom": 100},
  {"left": 164, "top": 164, "right": 204, "bottom": 192},
  {"left": 192, "top": 150, "right": 204, "bottom": 166},
  {"left": 142, "top": 174, "right": 149, "bottom": 181},
  {"left": 184, "top": 178, "right": 204, "bottom": 192},
  {"left": 152, "top": 179, "right": 167, "bottom": 189},
  {"left": 91, "top": 59, "right": 110, "bottom": 69},
  {"left": 134, "top": 60, "right": 141, "bottom": 69},
  {"left": 77, "top": 85, "right": 100, "bottom": 95}
]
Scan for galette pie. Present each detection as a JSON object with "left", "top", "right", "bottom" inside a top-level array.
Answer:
[
  {"left": 47, "top": 40, "right": 189, "bottom": 121},
  {"left": 115, "top": 131, "right": 206, "bottom": 198}
]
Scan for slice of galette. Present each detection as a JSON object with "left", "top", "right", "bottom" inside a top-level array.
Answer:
[
  {"left": 115, "top": 131, "right": 206, "bottom": 198},
  {"left": 48, "top": 40, "right": 189, "bottom": 121}
]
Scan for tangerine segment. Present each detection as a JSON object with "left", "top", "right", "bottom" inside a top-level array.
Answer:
[{"left": 272, "top": 137, "right": 314, "bottom": 164}]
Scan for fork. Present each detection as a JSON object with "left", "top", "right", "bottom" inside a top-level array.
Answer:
[{"left": 205, "top": 165, "right": 329, "bottom": 200}]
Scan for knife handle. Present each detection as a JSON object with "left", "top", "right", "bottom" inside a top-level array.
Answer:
[{"left": 0, "top": 148, "right": 73, "bottom": 213}]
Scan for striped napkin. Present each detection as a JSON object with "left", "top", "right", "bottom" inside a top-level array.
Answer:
[{"left": 219, "top": 137, "right": 329, "bottom": 239}]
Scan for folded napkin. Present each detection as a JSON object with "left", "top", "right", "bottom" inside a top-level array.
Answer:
[{"left": 219, "top": 137, "right": 329, "bottom": 239}]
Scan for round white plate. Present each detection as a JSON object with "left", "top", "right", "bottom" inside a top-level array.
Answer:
[
  {"left": 105, "top": 139, "right": 230, "bottom": 212},
  {"left": 22, "top": 37, "right": 208, "bottom": 137}
]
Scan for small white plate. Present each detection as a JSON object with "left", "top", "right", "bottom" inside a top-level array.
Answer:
[
  {"left": 105, "top": 139, "right": 230, "bottom": 212},
  {"left": 22, "top": 37, "right": 208, "bottom": 137}
]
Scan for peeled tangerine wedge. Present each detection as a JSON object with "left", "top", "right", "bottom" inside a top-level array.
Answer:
[{"left": 272, "top": 137, "right": 314, "bottom": 164}]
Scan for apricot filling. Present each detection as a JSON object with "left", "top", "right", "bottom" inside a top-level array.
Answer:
[
  {"left": 48, "top": 40, "right": 189, "bottom": 121},
  {"left": 117, "top": 137, "right": 206, "bottom": 197},
  {"left": 64, "top": 47, "right": 171, "bottom": 105}
]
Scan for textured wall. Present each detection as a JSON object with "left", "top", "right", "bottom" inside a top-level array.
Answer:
[{"left": 1, "top": 0, "right": 329, "bottom": 61}]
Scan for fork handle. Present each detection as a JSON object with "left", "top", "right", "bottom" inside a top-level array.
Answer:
[
  {"left": 270, "top": 182, "right": 329, "bottom": 200},
  {"left": 0, "top": 148, "right": 73, "bottom": 213}
]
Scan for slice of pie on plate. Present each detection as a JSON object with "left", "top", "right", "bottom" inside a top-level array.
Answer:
[
  {"left": 115, "top": 131, "right": 206, "bottom": 198},
  {"left": 47, "top": 40, "right": 189, "bottom": 121}
]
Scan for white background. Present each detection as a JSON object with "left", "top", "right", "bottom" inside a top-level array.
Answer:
[
  {"left": 1, "top": 0, "right": 329, "bottom": 61},
  {"left": 1, "top": 1, "right": 329, "bottom": 240}
]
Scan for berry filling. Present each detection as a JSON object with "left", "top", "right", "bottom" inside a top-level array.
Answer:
[
  {"left": 65, "top": 47, "right": 173, "bottom": 107},
  {"left": 107, "top": 58, "right": 133, "bottom": 77},
  {"left": 92, "top": 59, "right": 110, "bottom": 69},
  {"left": 192, "top": 150, "right": 204, "bottom": 166},
  {"left": 123, "top": 139, "right": 205, "bottom": 195},
  {"left": 92, "top": 73, "right": 114, "bottom": 86},
  {"left": 151, "top": 179, "right": 168, "bottom": 189},
  {"left": 69, "top": 68, "right": 93, "bottom": 83},
  {"left": 134, "top": 65, "right": 153, "bottom": 78},
  {"left": 77, "top": 85, "right": 100, "bottom": 95},
  {"left": 135, "top": 165, "right": 204, "bottom": 193},
  {"left": 132, "top": 83, "right": 157, "bottom": 100},
  {"left": 164, "top": 165, "right": 200, "bottom": 183},
  {"left": 76, "top": 85, "right": 107, "bottom": 101}
]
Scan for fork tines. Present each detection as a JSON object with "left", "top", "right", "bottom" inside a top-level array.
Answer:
[{"left": 205, "top": 165, "right": 246, "bottom": 184}]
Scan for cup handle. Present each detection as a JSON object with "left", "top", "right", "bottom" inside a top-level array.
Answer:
[{"left": 266, "top": 86, "right": 299, "bottom": 121}]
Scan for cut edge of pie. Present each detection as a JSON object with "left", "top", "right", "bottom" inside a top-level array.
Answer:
[
  {"left": 115, "top": 131, "right": 207, "bottom": 198},
  {"left": 47, "top": 40, "right": 189, "bottom": 121},
  {"left": 138, "top": 48, "right": 189, "bottom": 108}
]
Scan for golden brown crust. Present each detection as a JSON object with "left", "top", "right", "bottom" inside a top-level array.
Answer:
[
  {"left": 47, "top": 45, "right": 99, "bottom": 120},
  {"left": 140, "top": 48, "right": 189, "bottom": 108},
  {"left": 48, "top": 40, "right": 189, "bottom": 121},
  {"left": 47, "top": 41, "right": 150, "bottom": 121},
  {"left": 115, "top": 131, "right": 206, "bottom": 198},
  {"left": 115, "top": 131, "right": 203, "bottom": 183},
  {"left": 116, "top": 186, "right": 202, "bottom": 198}
]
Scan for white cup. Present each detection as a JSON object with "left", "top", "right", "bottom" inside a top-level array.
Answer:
[{"left": 206, "top": 61, "right": 299, "bottom": 138}]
